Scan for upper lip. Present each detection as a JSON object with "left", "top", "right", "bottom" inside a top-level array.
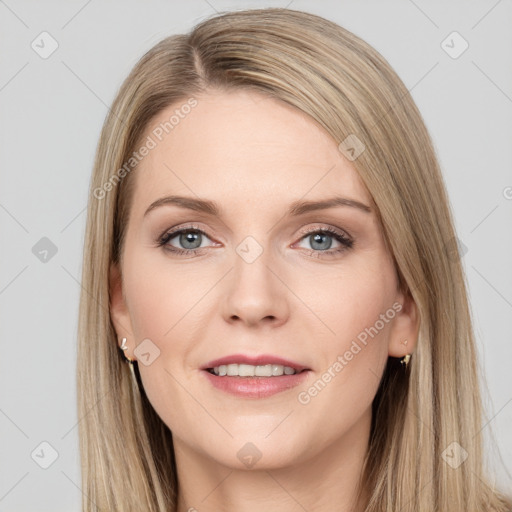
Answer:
[{"left": 201, "top": 354, "right": 310, "bottom": 372}]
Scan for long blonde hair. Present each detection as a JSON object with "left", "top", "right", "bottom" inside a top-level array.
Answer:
[{"left": 77, "top": 7, "right": 512, "bottom": 511}]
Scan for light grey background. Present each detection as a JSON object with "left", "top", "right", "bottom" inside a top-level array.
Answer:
[{"left": 1, "top": 0, "right": 511, "bottom": 510}]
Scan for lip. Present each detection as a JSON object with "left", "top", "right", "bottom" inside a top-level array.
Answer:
[
  {"left": 200, "top": 353, "right": 311, "bottom": 399},
  {"left": 202, "top": 370, "right": 311, "bottom": 399},
  {"left": 201, "top": 354, "right": 310, "bottom": 372}
]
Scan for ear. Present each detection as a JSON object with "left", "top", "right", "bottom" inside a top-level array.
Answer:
[
  {"left": 109, "top": 263, "right": 135, "bottom": 359},
  {"left": 387, "top": 289, "right": 420, "bottom": 358}
]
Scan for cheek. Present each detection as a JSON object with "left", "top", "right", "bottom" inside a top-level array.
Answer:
[
  {"left": 122, "top": 253, "right": 211, "bottom": 435},
  {"left": 122, "top": 250, "right": 217, "bottom": 409},
  {"left": 294, "top": 258, "right": 396, "bottom": 408},
  {"left": 124, "top": 251, "right": 211, "bottom": 342},
  {"left": 298, "top": 254, "right": 397, "bottom": 351}
]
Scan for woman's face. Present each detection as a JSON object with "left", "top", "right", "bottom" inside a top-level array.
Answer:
[{"left": 110, "top": 89, "right": 418, "bottom": 470}]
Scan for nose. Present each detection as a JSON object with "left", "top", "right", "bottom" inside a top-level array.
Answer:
[{"left": 221, "top": 244, "right": 290, "bottom": 328}]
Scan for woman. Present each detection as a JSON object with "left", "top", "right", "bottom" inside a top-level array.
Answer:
[{"left": 77, "top": 7, "right": 512, "bottom": 511}]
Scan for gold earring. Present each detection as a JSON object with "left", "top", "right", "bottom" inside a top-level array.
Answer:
[
  {"left": 400, "top": 353, "right": 411, "bottom": 368},
  {"left": 120, "top": 338, "right": 139, "bottom": 388},
  {"left": 120, "top": 337, "right": 134, "bottom": 362}
]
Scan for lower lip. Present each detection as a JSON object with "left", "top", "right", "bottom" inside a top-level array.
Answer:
[{"left": 202, "top": 370, "right": 311, "bottom": 399}]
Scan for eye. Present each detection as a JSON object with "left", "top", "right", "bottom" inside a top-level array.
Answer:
[
  {"left": 294, "top": 226, "right": 353, "bottom": 257},
  {"left": 156, "top": 223, "right": 354, "bottom": 259},
  {"left": 157, "top": 224, "right": 215, "bottom": 257}
]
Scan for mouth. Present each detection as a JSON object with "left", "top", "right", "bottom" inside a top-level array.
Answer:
[{"left": 200, "top": 354, "right": 311, "bottom": 399}]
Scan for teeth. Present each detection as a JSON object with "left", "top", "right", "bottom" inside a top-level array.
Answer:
[{"left": 211, "top": 363, "right": 297, "bottom": 377}]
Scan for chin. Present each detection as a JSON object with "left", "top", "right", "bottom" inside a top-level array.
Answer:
[{"left": 200, "top": 432, "right": 311, "bottom": 471}]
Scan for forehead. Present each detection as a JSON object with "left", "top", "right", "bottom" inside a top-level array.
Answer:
[{"left": 130, "top": 89, "right": 372, "bottom": 216}]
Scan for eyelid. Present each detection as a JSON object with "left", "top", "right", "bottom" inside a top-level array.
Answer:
[
  {"left": 295, "top": 223, "right": 352, "bottom": 241},
  {"left": 157, "top": 220, "right": 352, "bottom": 238},
  {"left": 157, "top": 223, "right": 217, "bottom": 246}
]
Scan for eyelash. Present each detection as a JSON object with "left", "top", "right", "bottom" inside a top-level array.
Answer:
[{"left": 156, "top": 223, "right": 354, "bottom": 259}]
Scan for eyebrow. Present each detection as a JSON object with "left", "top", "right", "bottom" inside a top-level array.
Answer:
[{"left": 144, "top": 194, "right": 372, "bottom": 218}]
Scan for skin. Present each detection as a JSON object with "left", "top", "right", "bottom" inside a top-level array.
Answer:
[{"left": 110, "top": 89, "right": 419, "bottom": 512}]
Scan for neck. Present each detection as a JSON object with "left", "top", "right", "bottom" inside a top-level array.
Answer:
[{"left": 174, "top": 407, "right": 371, "bottom": 512}]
